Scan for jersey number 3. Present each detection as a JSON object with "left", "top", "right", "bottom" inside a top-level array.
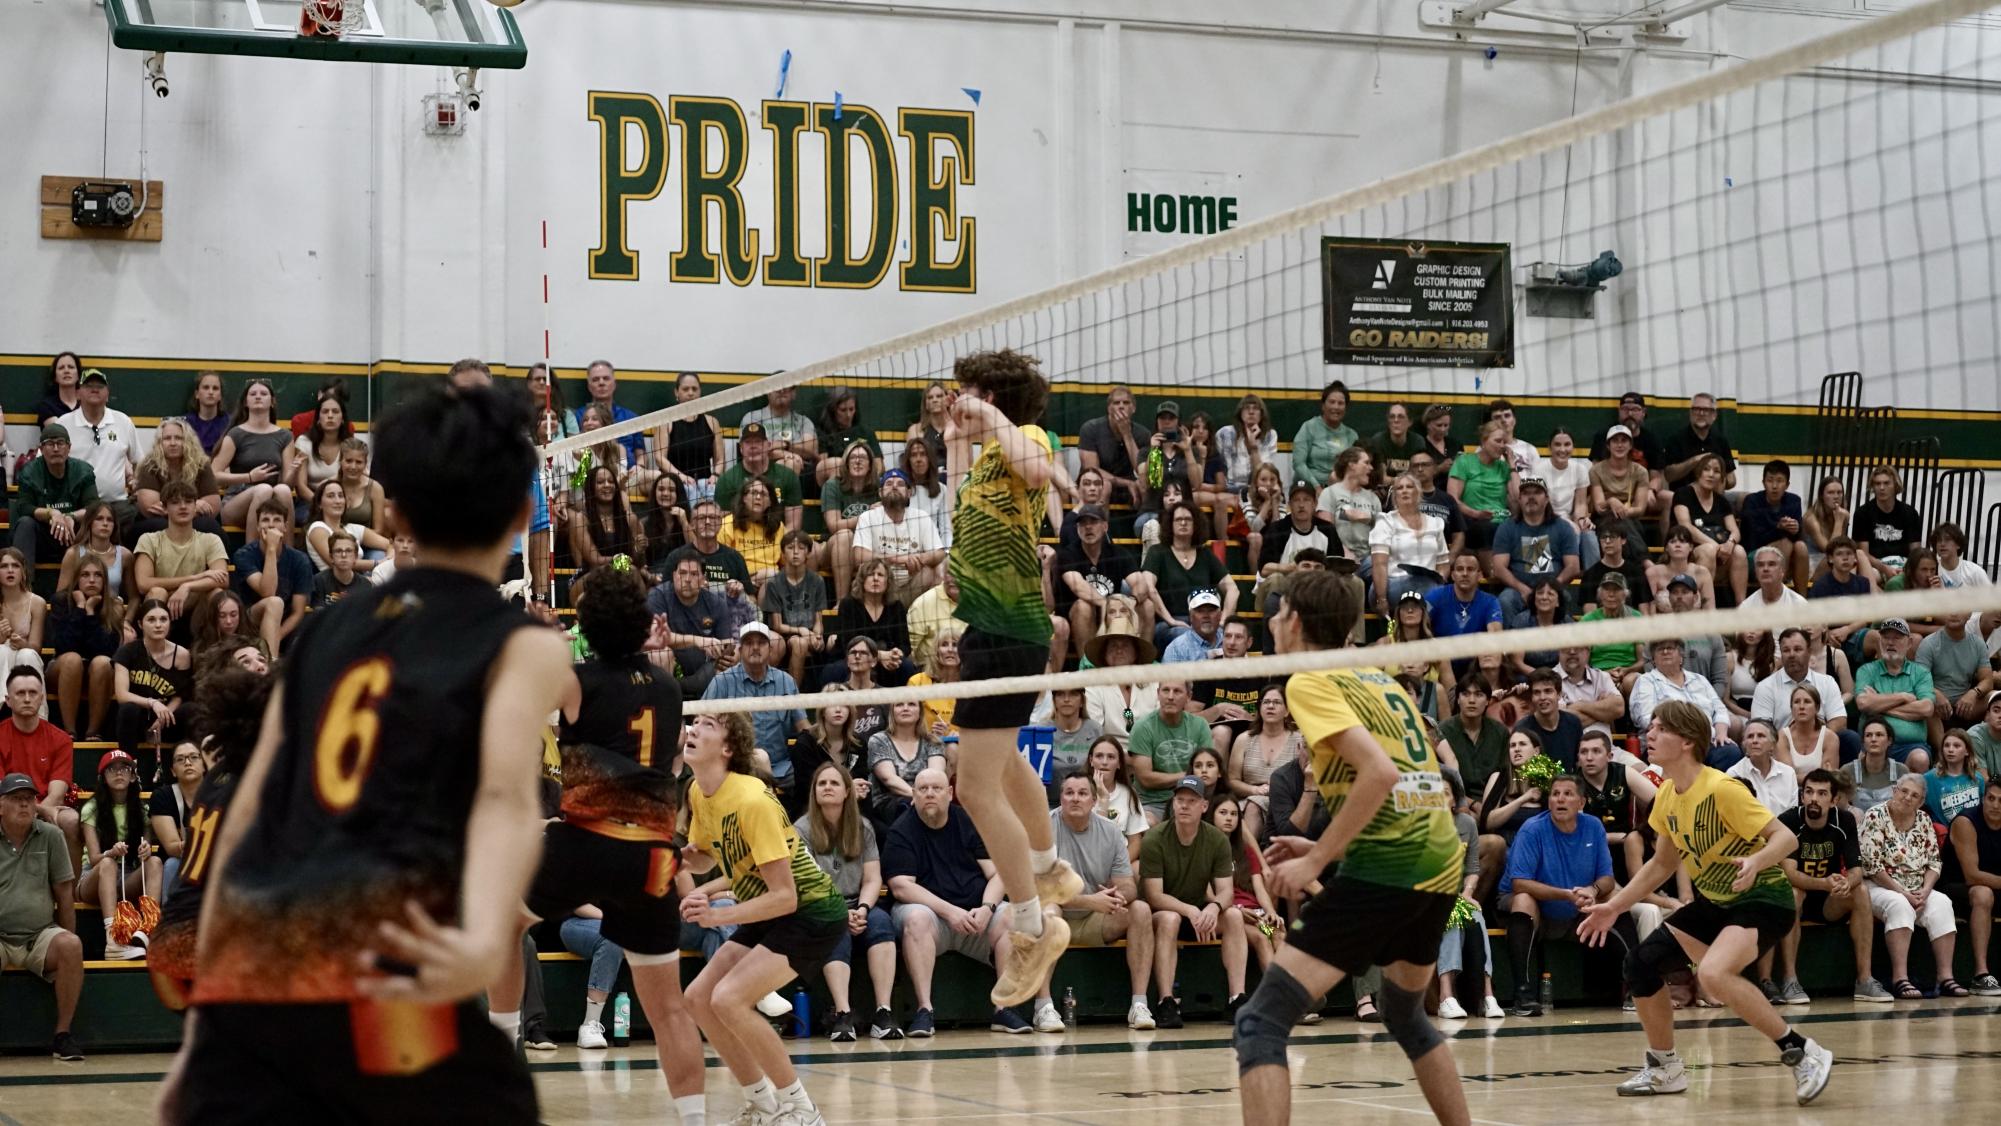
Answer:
[{"left": 315, "top": 657, "right": 393, "bottom": 813}]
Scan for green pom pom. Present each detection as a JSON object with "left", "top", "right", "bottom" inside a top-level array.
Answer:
[
  {"left": 1445, "top": 895, "right": 1478, "bottom": 932},
  {"left": 1516, "top": 753, "right": 1564, "bottom": 793}
]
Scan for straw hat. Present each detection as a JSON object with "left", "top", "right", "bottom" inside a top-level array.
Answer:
[{"left": 1084, "top": 595, "right": 1158, "bottom": 666}]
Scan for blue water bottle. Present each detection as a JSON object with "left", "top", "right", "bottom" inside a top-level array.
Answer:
[{"left": 792, "top": 987, "right": 812, "bottom": 1040}]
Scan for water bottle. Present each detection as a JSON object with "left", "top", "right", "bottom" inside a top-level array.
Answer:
[
  {"left": 792, "top": 988, "right": 812, "bottom": 1040},
  {"left": 1539, "top": 972, "right": 1555, "bottom": 1013},
  {"left": 1062, "top": 987, "right": 1077, "bottom": 1028},
  {"left": 611, "top": 991, "right": 632, "bottom": 1046}
]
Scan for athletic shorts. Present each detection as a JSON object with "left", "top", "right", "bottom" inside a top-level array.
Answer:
[
  {"left": 166, "top": 1001, "right": 536, "bottom": 1126},
  {"left": 728, "top": 909, "right": 846, "bottom": 976},
  {"left": 525, "top": 821, "right": 682, "bottom": 957},
  {"left": 1284, "top": 875, "right": 1456, "bottom": 977},
  {"left": 953, "top": 625, "right": 1046, "bottom": 730},
  {"left": 1664, "top": 891, "right": 1796, "bottom": 955}
]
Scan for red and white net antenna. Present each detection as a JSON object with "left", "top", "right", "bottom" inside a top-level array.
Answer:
[{"left": 537, "top": 217, "right": 557, "bottom": 604}]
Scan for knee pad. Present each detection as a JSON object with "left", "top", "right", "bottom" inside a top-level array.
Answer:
[
  {"left": 1233, "top": 965, "right": 1313, "bottom": 1075},
  {"left": 627, "top": 949, "right": 680, "bottom": 967},
  {"left": 1624, "top": 924, "right": 1685, "bottom": 999},
  {"left": 1377, "top": 978, "right": 1444, "bottom": 1061}
]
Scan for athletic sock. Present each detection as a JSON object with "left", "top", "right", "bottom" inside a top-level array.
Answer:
[
  {"left": 488, "top": 1009, "right": 521, "bottom": 1036},
  {"left": 1775, "top": 1028, "right": 1806, "bottom": 1054},
  {"left": 1029, "top": 847, "right": 1058, "bottom": 874},
  {"left": 1505, "top": 913, "right": 1537, "bottom": 995},
  {"left": 673, "top": 1093, "right": 707, "bottom": 1126},
  {"left": 1647, "top": 1048, "right": 1680, "bottom": 1066},
  {"left": 1011, "top": 896, "right": 1045, "bottom": 937},
  {"left": 777, "top": 1080, "right": 814, "bottom": 1111},
  {"left": 742, "top": 1078, "right": 778, "bottom": 1114},
  {"left": 1132, "top": 994, "right": 1149, "bottom": 1007},
  {"left": 584, "top": 999, "right": 605, "bottom": 1026}
]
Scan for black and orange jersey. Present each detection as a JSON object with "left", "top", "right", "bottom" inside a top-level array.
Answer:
[
  {"left": 193, "top": 568, "right": 536, "bottom": 1005},
  {"left": 148, "top": 768, "right": 239, "bottom": 1011},
  {"left": 556, "top": 657, "right": 682, "bottom": 839}
]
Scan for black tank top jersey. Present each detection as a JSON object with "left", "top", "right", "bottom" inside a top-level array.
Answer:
[
  {"left": 666, "top": 416, "right": 715, "bottom": 481},
  {"left": 1946, "top": 810, "right": 2001, "bottom": 884},
  {"left": 557, "top": 657, "right": 683, "bottom": 838},
  {"left": 193, "top": 568, "right": 535, "bottom": 1005},
  {"left": 148, "top": 768, "right": 240, "bottom": 1010}
]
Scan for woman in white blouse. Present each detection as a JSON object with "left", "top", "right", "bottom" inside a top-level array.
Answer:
[{"left": 1368, "top": 473, "right": 1449, "bottom": 619}]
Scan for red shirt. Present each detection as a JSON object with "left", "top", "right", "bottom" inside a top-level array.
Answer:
[
  {"left": 290, "top": 409, "right": 318, "bottom": 438},
  {"left": 0, "top": 719, "right": 76, "bottom": 801}
]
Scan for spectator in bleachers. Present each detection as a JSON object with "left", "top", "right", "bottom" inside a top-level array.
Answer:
[
  {"left": 679, "top": 499, "right": 753, "bottom": 598},
  {"left": 1861, "top": 775, "right": 1964, "bottom": 999},
  {"left": 37, "top": 352, "right": 84, "bottom": 426},
  {"left": 827, "top": 560, "right": 912, "bottom": 686},
  {"left": 212, "top": 379, "right": 296, "bottom": 535},
  {"left": 1317, "top": 447, "right": 1379, "bottom": 569},
  {"left": 150, "top": 742, "right": 204, "bottom": 895},
  {"left": 1136, "top": 405, "right": 1195, "bottom": 546},
  {"left": 1971, "top": 691, "right": 2001, "bottom": 779},
  {"left": 795, "top": 760, "right": 901, "bottom": 1041},
  {"left": 1662, "top": 392, "right": 1738, "bottom": 491},
  {"left": 1739, "top": 461, "right": 1808, "bottom": 591},
  {"left": 1498, "top": 775, "right": 1637, "bottom": 1018},
  {"left": 1576, "top": 730, "right": 1657, "bottom": 881},
  {"left": 1207, "top": 796, "right": 1279, "bottom": 974},
  {"left": 1517, "top": 669, "right": 1584, "bottom": 771},
  {"left": 1804, "top": 475, "right": 1851, "bottom": 578},
  {"left": 1745, "top": 545, "right": 1808, "bottom": 616},
  {"left": 12, "top": 423, "right": 98, "bottom": 576},
  {"left": 1145, "top": 502, "right": 1236, "bottom": 651},
  {"left": 719, "top": 477, "right": 785, "bottom": 594},
  {"left": 1724, "top": 628, "right": 1775, "bottom": 729},
  {"left": 1426, "top": 552, "right": 1503, "bottom": 676},
  {"left": 133, "top": 481, "right": 230, "bottom": 625},
  {"left": 572, "top": 361, "right": 645, "bottom": 464},
  {"left": 1184, "top": 412, "right": 1240, "bottom": 548},
  {"left": 1046, "top": 769, "right": 1161, "bottom": 1030},
  {"left": 1812, "top": 536, "right": 1883, "bottom": 669},
  {"left": 1629, "top": 638, "right": 1737, "bottom": 769},
  {"left": 814, "top": 386, "right": 881, "bottom": 488},
  {"left": 49, "top": 554, "right": 126, "bottom": 738},
  {"left": 905, "top": 629, "right": 961, "bottom": 742},
  {"left": 901, "top": 441, "right": 950, "bottom": 548},
  {"left": 636, "top": 474, "right": 689, "bottom": 576},
  {"left": 1933, "top": 521, "right": 1993, "bottom": 596},
  {"left": 819, "top": 439, "right": 878, "bottom": 601},
  {"left": 1578, "top": 525, "right": 1654, "bottom": 615},
  {"left": 56, "top": 369, "right": 140, "bottom": 540},
  {"left": 1656, "top": 574, "right": 1729, "bottom": 698},
  {"left": 904, "top": 381, "right": 952, "bottom": 472},
  {"left": 1190, "top": 619, "right": 1259, "bottom": 754},
  {"left": 742, "top": 384, "right": 818, "bottom": 481},
  {"left": 0, "top": 550, "right": 48, "bottom": 689},
  {"left": 1226, "top": 685, "right": 1299, "bottom": 846},
  {"left": 1918, "top": 609, "right": 1993, "bottom": 749},
  {"left": 1037, "top": 685, "right": 1099, "bottom": 794},
  {"left": 1558, "top": 645, "right": 1624, "bottom": 737},
  {"left": 1186, "top": 747, "right": 1228, "bottom": 799},
  {"left": 1580, "top": 573, "right": 1645, "bottom": 694},
  {"left": 1215, "top": 393, "right": 1278, "bottom": 502},
  {"left": 0, "top": 770, "right": 85, "bottom": 1060},
  {"left": 1587, "top": 425, "right": 1655, "bottom": 562},
  {"left": 1405, "top": 448, "right": 1469, "bottom": 555},
  {"left": 1364, "top": 400, "right": 1422, "bottom": 486},
  {"left": 854, "top": 470, "right": 944, "bottom": 605},
  {"left": 866, "top": 699, "right": 947, "bottom": 826},
  {"left": 568, "top": 404, "right": 636, "bottom": 501},
  {"left": 1490, "top": 475, "right": 1579, "bottom": 620},
  {"left": 1480, "top": 728, "right": 1549, "bottom": 844},
  {"left": 1080, "top": 611, "right": 1159, "bottom": 740},
  {"left": 1847, "top": 718, "right": 1910, "bottom": 814},
  {"left": 567, "top": 464, "right": 645, "bottom": 578},
  {"left": 1648, "top": 528, "right": 1716, "bottom": 611},
  {"left": 714, "top": 422, "right": 803, "bottom": 530},
  {"left": 1128, "top": 682, "right": 1214, "bottom": 823},
  {"left": 1508, "top": 578, "right": 1571, "bottom": 673},
  {"left": 310, "top": 531, "right": 365, "bottom": 608},
  {"left": 1259, "top": 483, "right": 1339, "bottom": 612},
  {"left": 1078, "top": 385, "right": 1150, "bottom": 508},
  {"left": 786, "top": 690, "right": 857, "bottom": 794},
  {"left": 1483, "top": 399, "right": 1539, "bottom": 477},
  {"left": 1291, "top": 380, "right": 1358, "bottom": 488},
  {"left": 905, "top": 569, "right": 958, "bottom": 673},
  {"left": 368, "top": 533, "right": 416, "bottom": 589},
  {"left": 1533, "top": 426, "right": 1596, "bottom": 560},
  {"left": 1587, "top": 392, "right": 1668, "bottom": 488},
  {"left": 1889, "top": 548, "right": 1949, "bottom": 639},
  {"left": 233, "top": 499, "right": 311, "bottom": 648},
  {"left": 112, "top": 600, "right": 190, "bottom": 784},
  {"left": 1368, "top": 473, "right": 1449, "bottom": 619},
  {"left": 182, "top": 370, "right": 229, "bottom": 456},
  {"left": 1441, "top": 674, "right": 1506, "bottom": 799},
  {"left": 1727, "top": 720, "right": 1797, "bottom": 815},
  {"left": 762, "top": 531, "right": 828, "bottom": 686},
  {"left": 885, "top": 767, "right": 1025, "bottom": 1036},
  {"left": 1774, "top": 769, "right": 1885, "bottom": 1004},
  {"left": 1854, "top": 619, "right": 1934, "bottom": 771},
  {"left": 521, "top": 363, "right": 570, "bottom": 435},
  {"left": 654, "top": 372, "right": 722, "bottom": 503},
  {"left": 1475, "top": 652, "right": 1527, "bottom": 729},
  {"left": 1925, "top": 730, "right": 1982, "bottom": 828},
  {"left": 1140, "top": 776, "right": 1250, "bottom": 1021},
  {"left": 1161, "top": 590, "right": 1225, "bottom": 663},
  {"left": 0, "top": 669, "right": 80, "bottom": 871},
  {"left": 305, "top": 480, "right": 389, "bottom": 573},
  {"left": 1856, "top": 465, "right": 1925, "bottom": 585},
  {"left": 648, "top": 553, "right": 733, "bottom": 696},
  {"left": 1380, "top": 587, "right": 1454, "bottom": 689},
  {"left": 1670, "top": 454, "right": 1748, "bottom": 605},
  {"left": 1447, "top": 421, "right": 1516, "bottom": 567},
  {"left": 79, "top": 748, "right": 159, "bottom": 960},
  {"left": 131, "top": 418, "right": 222, "bottom": 541},
  {"left": 1777, "top": 682, "right": 1841, "bottom": 775},
  {"left": 1945, "top": 776, "right": 2001, "bottom": 996},
  {"left": 189, "top": 590, "right": 256, "bottom": 667},
  {"left": 1436, "top": 771, "right": 1506, "bottom": 1021},
  {"left": 1263, "top": 718, "right": 1329, "bottom": 852},
  {"left": 704, "top": 621, "right": 806, "bottom": 792},
  {"left": 1085, "top": 736, "right": 1150, "bottom": 855},
  {"left": 288, "top": 394, "right": 351, "bottom": 517},
  {"left": 285, "top": 376, "right": 348, "bottom": 438},
  {"left": 1420, "top": 403, "right": 1457, "bottom": 468},
  {"left": 1056, "top": 504, "right": 1144, "bottom": 662}
]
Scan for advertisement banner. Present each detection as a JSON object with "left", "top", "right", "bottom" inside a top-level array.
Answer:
[{"left": 1321, "top": 238, "right": 1513, "bottom": 368}]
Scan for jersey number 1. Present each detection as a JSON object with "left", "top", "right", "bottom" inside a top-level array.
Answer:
[
  {"left": 630, "top": 707, "right": 658, "bottom": 767},
  {"left": 315, "top": 657, "right": 393, "bottom": 813}
]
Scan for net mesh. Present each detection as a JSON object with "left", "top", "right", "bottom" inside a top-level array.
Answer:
[{"left": 529, "top": 0, "right": 2001, "bottom": 717}]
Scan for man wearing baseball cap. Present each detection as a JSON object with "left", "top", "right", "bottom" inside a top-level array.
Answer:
[
  {"left": 1854, "top": 619, "right": 1935, "bottom": 771},
  {"left": 10, "top": 421, "right": 100, "bottom": 574},
  {"left": 1053, "top": 502, "right": 1145, "bottom": 659},
  {"left": 854, "top": 467, "right": 945, "bottom": 604},
  {"left": 701, "top": 620, "right": 808, "bottom": 803},
  {"left": 57, "top": 367, "right": 142, "bottom": 539},
  {"left": 1588, "top": 392, "right": 1667, "bottom": 475},
  {"left": 1490, "top": 475, "right": 1580, "bottom": 619},
  {"left": 0, "top": 770, "right": 86, "bottom": 1060},
  {"left": 1139, "top": 774, "right": 1250, "bottom": 1024},
  {"left": 714, "top": 420, "right": 805, "bottom": 524}
]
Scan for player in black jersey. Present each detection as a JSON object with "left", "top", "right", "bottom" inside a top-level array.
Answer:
[
  {"left": 149, "top": 665, "right": 270, "bottom": 1014},
  {"left": 486, "top": 560, "right": 708, "bottom": 1126},
  {"left": 163, "top": 383, "right": 575, "bottom": 1125}
]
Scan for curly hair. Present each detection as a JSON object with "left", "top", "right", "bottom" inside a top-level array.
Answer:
[
  {"left": 952, "top": 348, "right": 1048, "bottom": 423},
  {"left": 572, "top": 561, "right": 651, "bottom": 662},
  {"left": 191, "top": 665, "right": 274, "bottom": 776}
]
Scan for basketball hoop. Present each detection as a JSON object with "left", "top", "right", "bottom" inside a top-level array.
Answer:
[{"left": 298, "top": 0, "right": 365, "bottom": 38}]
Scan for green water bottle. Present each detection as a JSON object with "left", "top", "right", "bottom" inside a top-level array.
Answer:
[{"left": 612, "top": 991, "right": 631, "bottom": 1046}]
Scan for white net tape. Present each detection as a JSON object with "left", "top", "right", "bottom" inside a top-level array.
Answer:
[
  {"left": 539, "top": 0, "right": 1998, "bottom": 463},
  {"left": 683, "top": 584, "right": 2001, "bottom": 715}
]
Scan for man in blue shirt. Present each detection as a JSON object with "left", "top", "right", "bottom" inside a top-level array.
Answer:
[
  {"left": 571, "top": 360, "right": 646, "bottom": 464},
  {"left": 1426, "top": 551, "right": 1503, "bottom": 676},
  {"left": 646, "top": 552, "right": 733, "bottom": 696},
  {"left": 233, "top": 498, "right": 314, "bottom": 647},
  {"left": 1161, "top": 590, "right": 1225, "bottom": 662},
  {"left": 701, "top": 621, "right": 807, "bottom": 800},
  {"left": 1737, "top": 459, "right": 1808, "bottom": 590},
  {"left": 1498, "top": 776, "right": 1636, "bottom": 1015}
]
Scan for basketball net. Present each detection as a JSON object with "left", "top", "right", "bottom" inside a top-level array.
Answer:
[{"left": 299, "top": 0, "right": 365, "bottom": 39}]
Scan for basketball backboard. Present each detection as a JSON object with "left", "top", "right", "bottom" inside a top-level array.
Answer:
[{"left": 104, "top": 0, "right": 527, "bottom": 68}]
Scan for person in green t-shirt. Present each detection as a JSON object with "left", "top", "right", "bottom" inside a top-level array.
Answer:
[
  {"left": 1127, "top": 683, "right": 1216, "bottom": 818},
  {"left": 817, "top": 440, "right": 880, "bottom": 600},
  {"left": 713, "top": 422, "right": 803, "bottom": 526},
  {"left": 1579, "top": 571, "right": 1646, "bottom": 694},
  {"left": 1448, "top": 420, "right": 1516, "bottom": 564},
  {"left": 1290, "top": 380, "right": 1360, "bottom": 487},
  {"left": 1140, "top": 778, "right": 1248, "bottom": 1014}
]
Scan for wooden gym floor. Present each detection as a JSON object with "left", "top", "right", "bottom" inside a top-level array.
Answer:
[{"left": 2, "top": 998, "right": 1997, "bottom": 1123}]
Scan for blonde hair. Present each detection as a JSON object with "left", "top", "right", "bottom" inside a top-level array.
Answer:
[{"left": 140, "top": 417, "right": 211, "bottom": 489}]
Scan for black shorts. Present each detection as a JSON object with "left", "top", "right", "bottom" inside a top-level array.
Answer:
[
  {"left": 1285, "top": 875, "right": 1456, "bottom": 977},
  {"left": 1664, "top": 892, "right": 1796, "bottom": 955},
  {"left": 953, "top": 625, "right": 1047, "bottom": 731},
  {"left": 525, "top": 821, "right": 682, "bottom": 957},
  {"left": 728, "top": 909, "right": 846, "bottom": 976},
  {"left": 1798, "top": 890, "right": 1834, "bottom": 924},
  {"left": 167, "top": 1001, "right": 536, "bottom": 1126}
]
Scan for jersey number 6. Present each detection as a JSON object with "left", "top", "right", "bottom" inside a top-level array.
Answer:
[{"left": 315, "top": 657, "right": 393, "bottom": 814}]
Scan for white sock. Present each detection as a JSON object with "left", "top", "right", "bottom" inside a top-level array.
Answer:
[
  {"left": 584, "top": 999, "right": 605, "bottom": 1026},
  {"left": 1035, "top": 997, "right": 1058, "bottom": 1015},
  {"left": 777, "top": 1080, "right": 814, "bottom": 1111},
  {"left": 1029, "top": 847, "right": 1058, "bottom": 874},
  {"left": 1133, "top": 995, "right": 1149, "bottom": 1007},
  {"left": 673, "top": 1093, "right": 707, "bottom": 1126},
  {"left": 488, "top": 1010, "right": 521, "bottom": 1036},
  {"left": 1011, "top": 896, "right": 1044, "bottom": 937},
  {"left": 742, "top": 1078, "right": 778, "bottom": 1114}
]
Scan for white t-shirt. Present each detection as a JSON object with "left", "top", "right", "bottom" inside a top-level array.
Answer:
[
  {"left": 57, "top": 407, "right": 141, "bottom": 502},
  {"left": 1533, "top": 455, "right": 1593, "bottom": 519},
  {"left": 307, "top": 520, "right": 368, "bottom": 571},
  {"left": 852, "top": 506, "right": 942, "bottom": 586},
  {"left": 1366, "top": 511, "right": 1449, "bottom": 576}
]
